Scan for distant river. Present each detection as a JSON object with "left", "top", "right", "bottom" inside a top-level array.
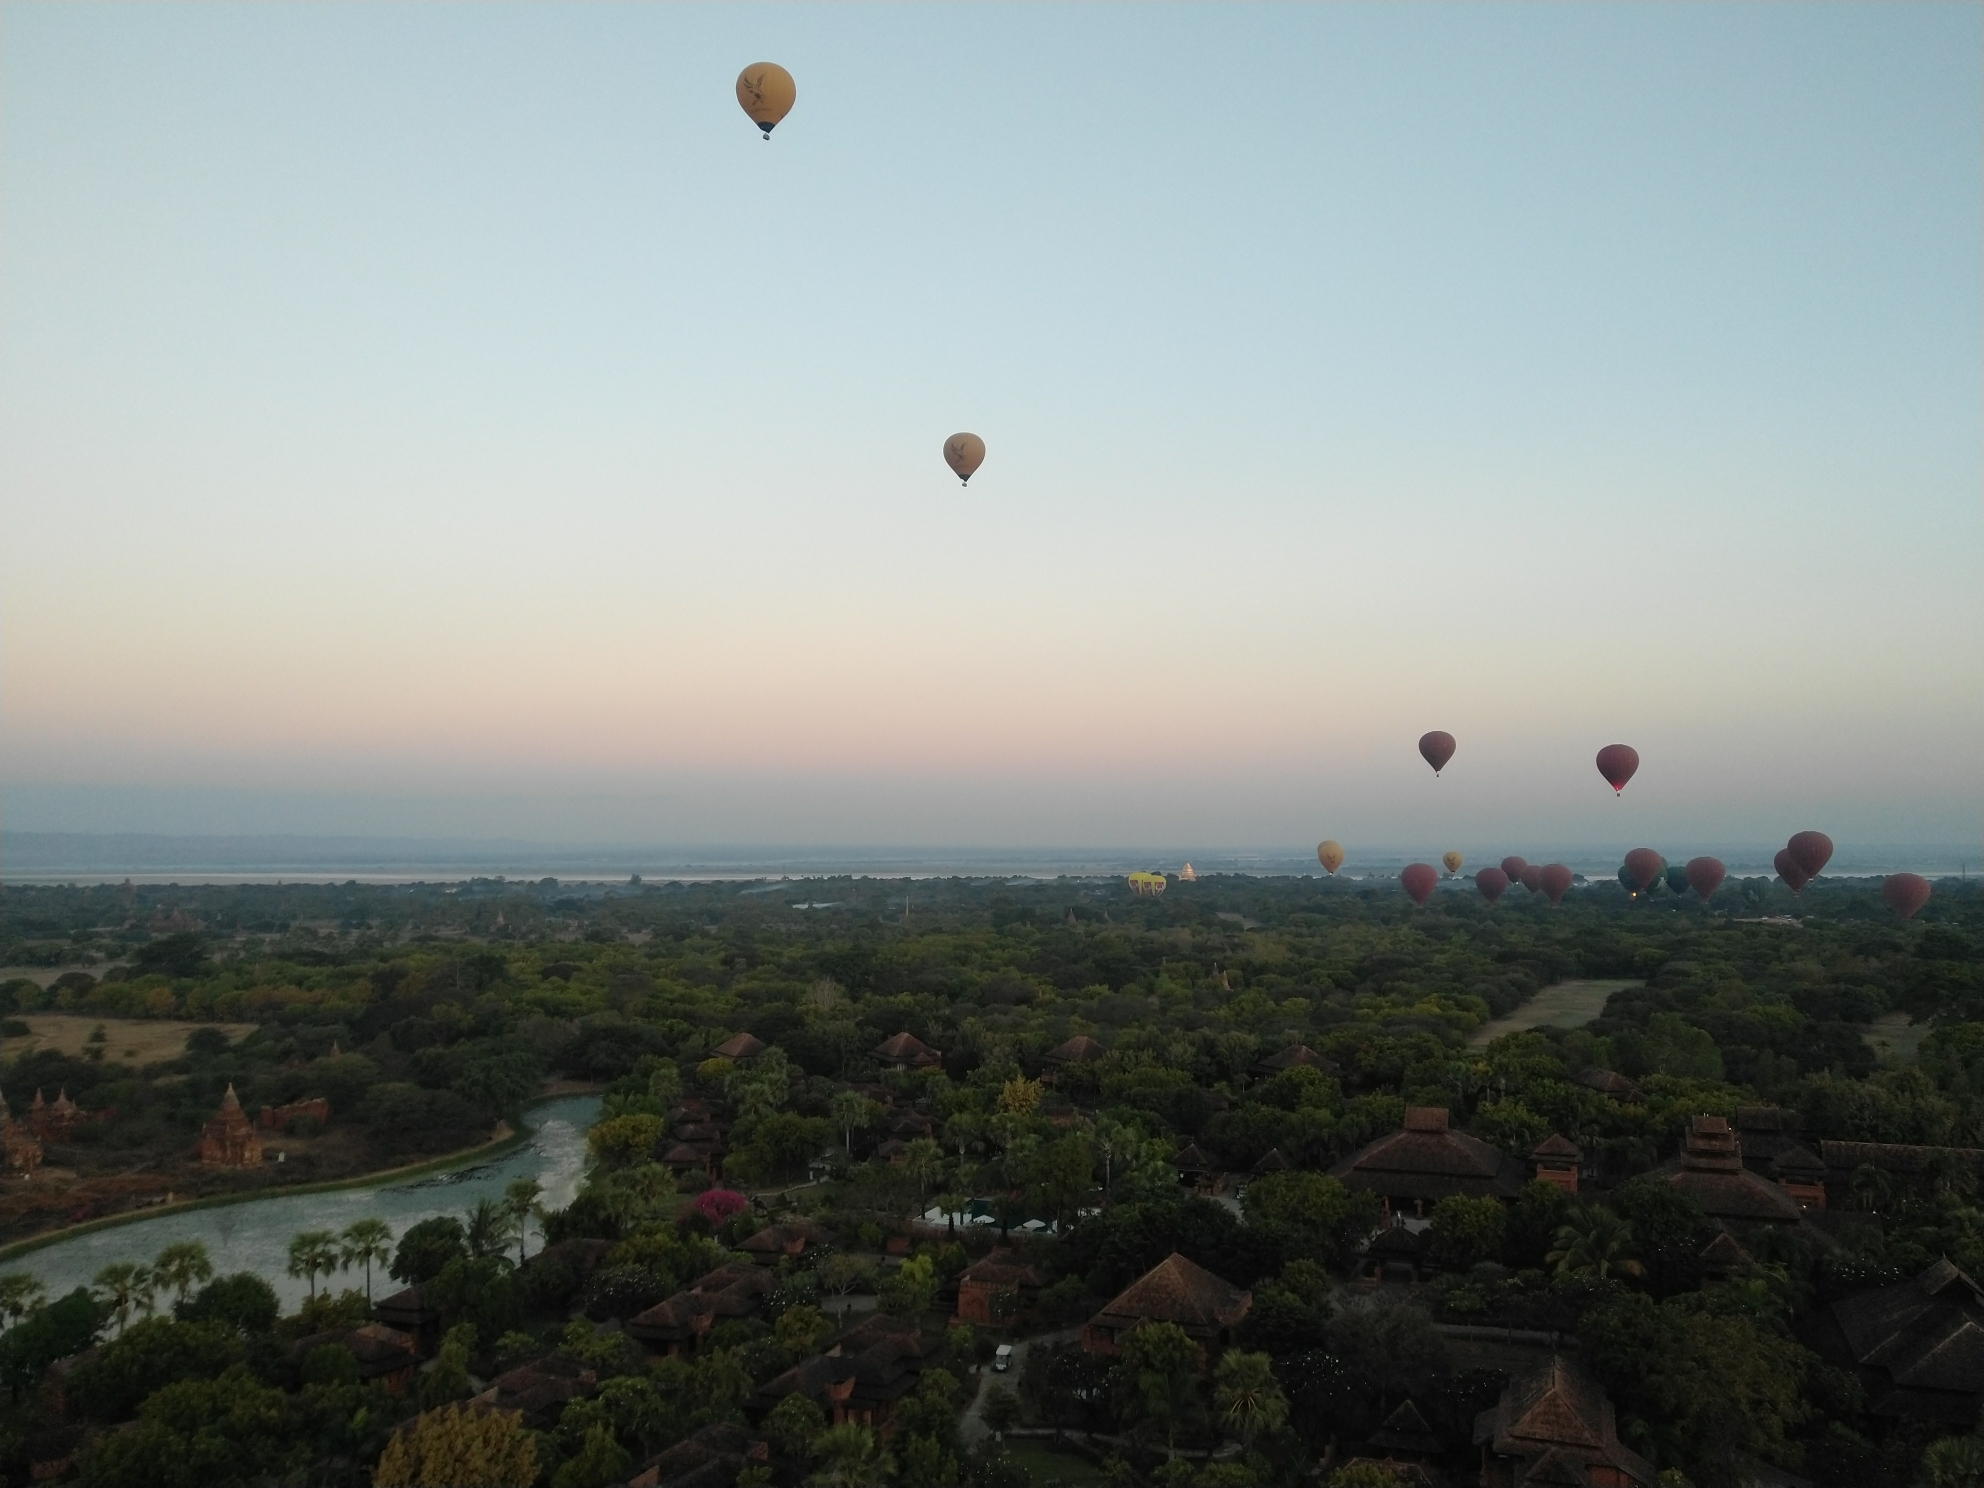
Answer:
[{"left": 7, "top": 1095, "right": 600, "bottom": 1313}]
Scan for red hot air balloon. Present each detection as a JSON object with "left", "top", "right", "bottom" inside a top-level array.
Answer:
[
  {"left": 1418, "top": 732, "right": 1457, "bottom": 776},
  {"left": 1475, "top": 867, "right": 1509, "bottom": 903},
  {"left": 1400, "top": 863, "right": 1438, "bottom": 906},
  {"left": 1540, "top": 864, "right": 1573, "bottom": 904},
  {"left": 1773, "top": 847, "right": 1812, "bottom": 894},
  {"left": 1519, "top": 864, "right": 1545, "bottom": 894},
  {"left": 1685, "top": 856, "right": 1726, "bottom": 900},
  {"left": 1595, "top": 744, "right": 1639, "bottom": 795},
  {"left": 1623, "top": 848, "right": 1665, "bottom": 893},
  {"left": 1500, "top": 855, "right": 1528, "bottom": 883},
  {"left": 1883, "top": 873, "right": 1932, "bottom": 919},
  {"left": 1787, "top": 831, "right": 1833, "bottom": 879}
]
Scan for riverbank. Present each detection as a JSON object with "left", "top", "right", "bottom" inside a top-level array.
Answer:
[{"left": 0, "top": 1117, "right": 533, "bottom": 1264}]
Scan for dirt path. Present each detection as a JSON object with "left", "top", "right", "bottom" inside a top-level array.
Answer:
[{"left": 1469, "top": 980, "right": 1639, "bottom": 1047}]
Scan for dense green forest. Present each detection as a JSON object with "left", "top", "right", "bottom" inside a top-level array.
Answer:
[{"left": 0, "top": 870, "right": 1976, "bottom": 1488}]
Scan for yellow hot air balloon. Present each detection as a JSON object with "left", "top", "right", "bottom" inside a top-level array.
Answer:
[
  {"left": 1317, "top": 841, "right": 1344, "bottom": 875},
  {"left": 1125, "top": 872, "right": 1167, "bottom": 896},
  {"left": 736, "top": 63, "right": 796, "bottom": 139},
  {"left": 1442, "top": 851, "right": 1464, "bottom": 876},
  {"left": 944, "top": 433, "right": 985, "bottom": 485}
]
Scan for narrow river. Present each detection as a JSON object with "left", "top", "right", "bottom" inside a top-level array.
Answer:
[{"left": 7, "top": 1095, "right": 601, "bottom": 1313}]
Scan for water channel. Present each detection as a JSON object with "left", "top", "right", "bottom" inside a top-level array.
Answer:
[{"left": 7, "top": 1095, "right": 601, "bottom": 1313}]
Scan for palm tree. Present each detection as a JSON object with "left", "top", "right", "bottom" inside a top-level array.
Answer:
[
  {"left": 1214, "top": 1348, "right": 1288, "bottom": 1449},
  {"left": 92, "top": 1263, "right": 143, "bottom": 1334},
  {"left": 502, "top": 1179, "right": 542, "bottom": 1265},
  {"left": 901, "top": 1138, "right": 943, "bottom": 1207},
  {"left": 287, "top": 1229, "right": 341, "bottom": 1299},
  {"left": 465, "top": 1198, "right": 518, "bottom": 1262},
  {"left": 0, "top": 1273, "right": 46, "bottom": 1329},
  {"left": 339, "top": 1218, "right": 394, "bottom": 1303},
  {"left": 1546, "top": 1207, "right": 1644, "bottom": 1282},
  {"left": 130, "top": 1265, "right": 159, "bottom": 1321},
  {"left": 830, "top": 1090, "right": 878, "bottom": 1159},
  {"left": 808, "top": 1422, "right": 893, "bottom": 1488},
  {"left": 151, "top": 1241, "right": 214, "bottom": 1307}
]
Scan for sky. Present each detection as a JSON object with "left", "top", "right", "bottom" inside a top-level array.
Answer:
[{"left": 2, "top": 3, "right": 1980, "bottom": 858}]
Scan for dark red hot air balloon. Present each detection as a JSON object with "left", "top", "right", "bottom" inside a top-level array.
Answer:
[
  {"left": 1540, "top": 863, "right": 1573, "bottom": 904},
  {"left": 1501, "top": 855, "right": 1528, "bottom": 883},
  {"left": 1623, "top": 848, "right": 1664, "bottom": 892},
  {"left": 1883, "top": 873, "right": 1931, "bottom": 919},
  {"left": 1787, "top": 831, "right": 1833, "bottom": 879},
  {"left": 1519, "top": 864, "right": 1544, "bottom": 894},
  {"left": 1773, "top": 847, "right": 1812, "bottom": 894},
  {"left": 1400, "top": 863, "right": 1438, "bottom": 906},
  {"left": 1595, "top": 744, "right": 1639, "bottom": 795},
  {"left": 1475, "top": 867, "right": 1509, "bottom": 903},
  {"left": 1418, "top": 731, "right": 1456, "bottom": 776},
  {"left": 1685, "top": 856, "right": 1726, "bottom": 900}
]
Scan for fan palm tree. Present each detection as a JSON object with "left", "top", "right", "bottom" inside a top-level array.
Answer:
[
  {"left": 465, "top": 1198, "right": 518, "bottom": 1262},
  {"left": 151, "top": 1241, "right": 214, "bottom": 1307},
  {"left": 286, "top": 1230, "right": 341, "bottom": 1299},
  {"left": 1214, "top": 1348, "right": 1289, "bottom": 1448},
  {"left": 92, "top": 1263, "right": 143, "bottom": 1334},
  {"left": 0, "top": 1273, "right": 46, "bottom": 1329},
  {"left": 1546, "top": 1207, "right": 1643, "bottom": 1282},
  {"left": 339, "top": 1218, "right": 394, "bottom": 1303},
  {"left": 502, "top": 1179, "right": 542, "bottom": 1265}
]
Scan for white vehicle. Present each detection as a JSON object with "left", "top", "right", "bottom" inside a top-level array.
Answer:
[{"left": 993, "top": 1344, "right": 1014, "bottom": 1373}]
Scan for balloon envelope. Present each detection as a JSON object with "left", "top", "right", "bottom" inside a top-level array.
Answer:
[
  {"left": 1664, "top": 865, "right": 1690, "bottom": 896},
  {"left": 943, "top": 433, "right": 986, "bottom": 484},
  {"left": 1442, "top": 851, "right": 1464, "bottom": 875},
  {"left": 1883, "top": 873, "right": 1932, "bottom": 920},
  {"left": 735, "top": 63, "right": 796, "bottom": 136},
  {"left": 1475, "top": 867, "right": 1509, "bottom": 903},
  {"left": 1595, "top": 744, "right": 1640, "bottom": 794},
  {"left": 1519, "top": 864, "right": 1544, "bottom": 894},
  {"left": 1685, "top": 856, "right": 1727, "bottom": 900},
  {"left": 1400, "top": 863, "right": 1438, "bottom": 906},
  {"left": 1787, "top": 831, "right": 1834, "bottom": 878},
  {"left": 1501, "top": 856, "right": 1528, "bottom": 883},
  {"left": 1317, "top": 841, "right": 1345, "bottom": 875},
  {"left": 1418, "top": 731, "right": 1457, "bottom": 775},
  {"left": 1540, "top": 864, "right": 1573, "bottom": 904},
  {"left": 1623, "top": 848, "right": 1665, "bottom": 891},
  {"left": 1773, "top": 847, "right": 1812, "bottom": 894}
]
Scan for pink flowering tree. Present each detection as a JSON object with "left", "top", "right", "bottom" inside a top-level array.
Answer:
[{"left": 693, "top": 1189, "right": 750, "bottom": 1227}]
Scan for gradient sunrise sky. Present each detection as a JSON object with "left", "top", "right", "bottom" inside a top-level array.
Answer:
[{"left": 2, "top": 3, "right": 1979, "bottom": 853}]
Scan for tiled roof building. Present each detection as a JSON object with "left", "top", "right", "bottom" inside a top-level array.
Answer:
[
  {"left": 1329, "top": 1107, "right": 1527, "bottom": 1218},
  {"left": 871, "top": 1032, "right": 942, "bottom": 1071},
  {"left": 712, "top": 1032, "right": 767, "bottom": 1062},
  {"left": 1815, "top": 1259, "right": 1984, "bottom": 1424},
  {"left": 755, "top": 1312, "right": 936, "bottom": 1436},
  {"left": 1252, "top": 1044, "right": 1337, "bottom": 1079},
  {"left": 627, "top": 1421, "right": 768, "bottom": 1488},
  {"left": 954, "top": 1247, "right": 1043, "bottom": 1327},
  {"left": 1472, "top": 1354, "right": 1656, "bottom": 1488},
  {"left": 1661, "top": 1115, "right": 1801, "bottom": 1224},
  {"left": 1081, "top": 1252, "right": 1251, "bottom": 1356},
  {"left": 628, "top": 1263, "right": 775, "bottom": 1354},
  {"left": 1044, "top": 1035, "right": 1107, "bottom": 1071}
]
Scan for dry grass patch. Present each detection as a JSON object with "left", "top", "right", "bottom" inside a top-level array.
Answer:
[{"left": 0, "top": 1014, "right": 260, "bottom": 1067}]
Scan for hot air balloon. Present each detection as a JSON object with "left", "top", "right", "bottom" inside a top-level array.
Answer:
[
  {"left": 1400, "top": 863, "right": 1438, "bottom": 906},
  {"left": 1883, "top": 873, "right": 1932, "bottom": 920},
  {"left": 1317, "top": 841, "right": 1345, "bottom": 875},
  {"left": 1501, "top": 855, "right": 1528, "bottom": 884},
  {"left": 1540, "top": 864, "right": 1573, "bottom": 904},
  {"left": 1519, "top": 864, "right": 1544, "bottom": 894},
  {"left": 736, "top": 63, "right": 796, "bottom": 138},
  {"left": 1475, "top": 867, "right": 1509, "bottom": 903},
  {"left": 1663, "top": 865, "right": 1690, "bottom": 896},
  {"left": 1787, "top": 831, "right": 1833, "bottom": 879},
  {"left": 1595, "top": 744, "right": 1639, "bottom": 795},
  {"left": 1685, "top": 856, "right": 1726, "bottom": 900},
  {"left": 1418, "top": 732, "right": 1457, "bottom": 776},
  {"left": 1623, "top": 848, "right": 1664, "bottom": 893},
  {"left": 1125, "top": 872, "right": 1167, "bottom": 896},
  {"left": 1442, "top": 851, "right": 1464, "bottom": 876},
  {"left": 943, "top": 433, "right": 985, "bottom": 485},
  {"left": 1617, "top": 866, "right": 1636, "bottom": 893},
  {"left": 1773, "top": 848, "right": 1812, "bottom": 894}
]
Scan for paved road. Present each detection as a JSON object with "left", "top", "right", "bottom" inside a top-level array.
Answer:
[{"left": 957, "top": 1328, "right": 1080, "bottom": 1444}]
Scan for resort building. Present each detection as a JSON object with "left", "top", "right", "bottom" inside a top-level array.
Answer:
[
  {"left": 871, "top": 1032, "right": 942, "bottom": 1071},
  {"left": 1329, "top": 1107, "right": 1527, "bottom": 1221},
  {"left": 1473, "top": 1354, "right": 1657, "bottom": 1488},
  {"left": 1081, "top": 1252, "right": 1251, "bottom": 1357},
  {"left": 1660, "top": 1115, "right": 1801, "bottom": 1225},
  {"left": 1814, "top": 1259, "right": 1984, "bottom": 1424}
]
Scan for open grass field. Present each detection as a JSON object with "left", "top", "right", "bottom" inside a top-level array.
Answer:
[
  {"left": 0, "top": 1014, "right": 259, "bottom": 1068},
  {"left": 1000, "top": 1440, "right": 1115, "bottom": 1486},
  {"left": 1863, "top": 1011, "right": 1935, "bottom": 1066},
  {"left": 1469, "top": 979, "right": 1641, "bottom": 1047}
]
